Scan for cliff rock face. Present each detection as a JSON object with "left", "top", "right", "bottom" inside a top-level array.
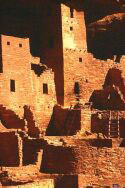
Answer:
[{"left": 86, "top": 1, "right": 125, "bottom": 59}]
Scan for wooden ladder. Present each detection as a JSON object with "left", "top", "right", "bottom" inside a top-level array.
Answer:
[{"left": 109, "top": 111, "right": 120, "bottom": 138}]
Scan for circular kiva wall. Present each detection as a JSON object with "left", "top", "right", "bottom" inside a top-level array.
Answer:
[{"left": 40, "top": 138, "right": 125, "bottom": 178}]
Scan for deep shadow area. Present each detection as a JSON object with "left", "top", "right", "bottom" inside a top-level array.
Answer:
[
  {"left": 90, "top": 68, "right": 125, "bottom": 110},
  {"left": 91, "top": 139, "right": 112, "bottom": 148},
  {"left": 23, "top": 105, "right": 40, "bottom": 137},
  {"left": 54, "top": 175, "right": 78, "bottom": 188},
  {"left": 87, "top": 14, "right": 125, "bottom": 59},
  {"left": 0, "top": 105, "right": 25, "bottom": 129},
  {"left": 31, "top": 64, "right": 47, "bottom": 76},
  {"left": 120, "top": 139, "right": 125, "bottom": 147},
  {"left": 46, "top": 105, "right": 81, "bottom": 136}
]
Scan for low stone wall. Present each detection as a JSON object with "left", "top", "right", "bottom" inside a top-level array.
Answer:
[
  {"left": 4, "top": 179, "right": 54, "bottom": 188},
  {"left": 41, "top": 138, "right": 125, "bottom": 186}
]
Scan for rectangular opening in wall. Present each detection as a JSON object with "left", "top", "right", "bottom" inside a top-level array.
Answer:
[
  {"left": 43, "top": 83, "right": 48, "bottom": 94},
  {"left": 70, "top": 8, "right": 74, "bottom": 18},
  {"left": 79, "top": 57, "right": 82, "bottom": 62},
  {"left": 7, "top": 41, "right": 10, "bottom": 45},
  {"left": 74, "top": 82, "right": 80, "bottom": 95},
  {"left": 10, "top": 80, "right": 15, "bottom": 92},
  {"left": 48, "top": 37, "right": 54, "bottom": 48},
  {"left": 70, "top": 26, "right": 73, "bottom": 31},
  {"left": 19, "top": 43, "right": 22, "bottom": 48}
]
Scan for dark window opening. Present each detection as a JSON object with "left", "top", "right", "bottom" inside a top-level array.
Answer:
[
  {"left": 70, "top": 8, "right": 74, "bottom": 18},
  {"left": 79, "top": 57, "right": 82, "bottom": 62},
  {"left": 70, "top": 26, "right": 73, "bottom": 31},
  {"left": 74, "top": 82, "right": 80, "bottom": 95},
  {"left": 10, "top": 80, "right": 15, "bottom": 92},
  {"left": 43, "top": 83, "right": 48, "bottom": 94},
  {"left": 7, "top": 41, "right": 10, "bottom": 45},
  {"left": 19, "top": 43, "right": 22, "bottom": 48},
  {"left": 48, "top": 37, "right": 54, "bottom": 48}
]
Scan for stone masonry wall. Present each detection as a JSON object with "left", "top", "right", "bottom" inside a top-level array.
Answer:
[
  {"left": 41, "top": 138, "right": 125, "bottom": 186},
  {"left": 0, "top": 35, "right": 56, "bottom": 133},
  {"left": 61, "top": 2, "right": 125, "bottom": 107},
  {"left": 4, "top": 179, "right": 54, "bottom": 188}
]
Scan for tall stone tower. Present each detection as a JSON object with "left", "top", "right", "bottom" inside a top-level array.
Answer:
[
  {"left": 61, "top": 3, "right": 87, "bottom": 107},
  {"left": 40, "top": 0, "right": 87, "bottom": 107}
]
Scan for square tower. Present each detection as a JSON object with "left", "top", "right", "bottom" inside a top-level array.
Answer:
[
  {"left": 61, "top": 3, "right": 87, "bottom": 107},
  {"left": 40, "top": 0, "right": 87, "bottom": 107}
]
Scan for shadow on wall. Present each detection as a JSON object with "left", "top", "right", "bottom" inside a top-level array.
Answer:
[
  {"left": 0, "top": 105, "right": 25, "bottom": 129},
  {"left": 54, "top": 175, "right": 78, "bottom": 188},
  {"left": 0, "top": 105, "right": 40, "bottom": 137},
  {"left": 46, "top": 105, "right": 81, "bottom": 136},
  {"left": 90, "top": 68, "right": 125, "bottom": 110},
  {"left": 23, "top": 105, "right": 40, "bottom": 138},
  {"left": 0, "top": 132, "right": 20, "bottom": 167}
]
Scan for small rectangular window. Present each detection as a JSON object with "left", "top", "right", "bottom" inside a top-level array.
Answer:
[
  {"left": 48, "top": 37, "right": 54, "bottom": 48},
  {"left": 19, "top": 43, "right": 22, "bottom": 48},
  {"left": 79, "top": 58, "right": 82, "bottom": 62},
  {"left": 70, "top": 8, "right": 74, "bottom": 18},
  {"left": 74, "top": 82, "right": 80, "bottom": 95},
  {"left": 7, "top": 41, "right": 10, "bottom": 45},
  {"left": 70, "top": 26, "right": 73, "bottom": 31},
  {"left": 10, "top": 80, "right": 15, "bottom": 92},
  {"left": 43, "top": 83, "right": 48, "bottom": 94}
]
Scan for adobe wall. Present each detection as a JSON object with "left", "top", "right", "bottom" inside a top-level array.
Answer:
[
  {"left": 0, "top": 131, "right": 22, "bottom": 166},
  {"left": 41, "top": 138, "right": 125, "bottom": 186},
  {"left": 0, "top": 35, "right": 56, "bottom": 133}
]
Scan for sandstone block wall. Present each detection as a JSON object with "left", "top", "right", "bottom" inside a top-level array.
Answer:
[
  {"left": 40, "top": 138, "right": 125, "bottom": 186},
  {"left": 0, "top": 35, "right": 56, "bottom": 133}
]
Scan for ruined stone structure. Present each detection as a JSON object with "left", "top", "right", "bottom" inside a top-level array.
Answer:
[{"left": 0, "top": 0, "right": 125, "bottom": 187}]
